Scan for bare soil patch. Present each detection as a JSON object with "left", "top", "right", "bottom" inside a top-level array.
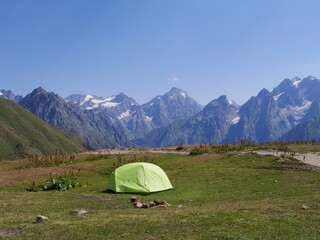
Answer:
[
  {"left": 0, "top": 229, "right": 22, "bottom": 236},
  {"left": 253, "top": 149, "right": 320, "bottom": 168},
  {"left": 81, "top": 147, "right": 190, "bottom": 156}
]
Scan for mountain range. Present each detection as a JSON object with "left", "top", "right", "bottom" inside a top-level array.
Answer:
[{"left": 2, "top": 76, "right": 320, "bottom": 149}]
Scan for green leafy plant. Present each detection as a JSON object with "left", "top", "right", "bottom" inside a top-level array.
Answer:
[
  {"left": 26, "top": 170, "right": 81, "bottom": 192},
  {"left": 41, "top": 175, "right": 80, "bottom": 191}
]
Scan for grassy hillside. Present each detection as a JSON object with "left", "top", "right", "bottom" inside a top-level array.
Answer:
[
  {"left": 1, "top": 145, "right": 320, "bottom": 239},
  {"left": 0, "top": 98, "right": 86, "bottom": 160}
]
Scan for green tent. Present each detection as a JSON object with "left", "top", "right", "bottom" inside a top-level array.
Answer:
[{"left": 107, "top": 162, "right": 173, "bottom": 193}]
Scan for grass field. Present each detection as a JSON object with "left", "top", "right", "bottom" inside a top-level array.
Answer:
[{"left": 1, "top": 147, "right": 320, "bottom": 239}]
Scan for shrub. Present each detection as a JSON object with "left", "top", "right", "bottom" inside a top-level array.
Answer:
[
  {"left": 26, "top": 170, "right": 81, "bottom": 192},
  {"left": 41, "top": 175, "right": 80, "bottom": 191},
  {"left": 189, "top": 148, "right": 209, "bottom": 156},
  {"left": 18, "top": 150, "right": 76, "bottom": 169}
]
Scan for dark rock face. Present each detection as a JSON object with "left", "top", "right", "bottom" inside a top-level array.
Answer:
[
  {"left": 136, "top": 76, "right": 320, "bottom": 146},
  {"left": 136, "top": 95, "right": 239, "bottom": 147},
  {"left": 20, "top": 87, "right": 130, "bottom": 149}
]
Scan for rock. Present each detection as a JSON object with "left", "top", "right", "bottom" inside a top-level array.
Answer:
[
  {"left": 131, "top": 197, "right": 140, "bottom": 204},
  {"left": 135, "top": 202, "right": 143, "bottom": 208},
  {"left": 131, "top": 197, "right": 171, "bottom": 209},
  {"left": 73, "top": 210, "right": 88, "bottom": 215},
  {"left": 301, "top": 204, "right": 309, "bottom": 210},
  {"left": 178, "top": 204, "right": 183, "bottom": 208},
  {"left": 35, "top": 215, "right": 48, "bottom": 223},
  {"left": 157, "top": 201, "right": 171, "bottom": 207},
  {"left": 141, "top": 201, "right": 156, "bottom": 208}
]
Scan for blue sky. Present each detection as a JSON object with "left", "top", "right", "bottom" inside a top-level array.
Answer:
[{"left": 1, "top": 0, "right": 320, "bottom": 105}]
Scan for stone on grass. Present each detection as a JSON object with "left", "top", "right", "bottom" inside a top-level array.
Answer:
[
  {"left": 131, "top": 197, "right": 171, "bottom": 209},
  {"left": 301, "top": 204, "right": 309, "bottom": 210},
  {"left": 73, "top": 210, "right": 88, "bottom": 215},
  {"left": 36, "top": 215, "right": 48, "bottom": 223},
  {"left": 135, "top": 202, "right": 143, "bottom": 208}
]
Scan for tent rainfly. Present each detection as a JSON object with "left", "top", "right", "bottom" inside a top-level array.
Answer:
[{"left": 107, "top": 162, "right": 173, "bottom": 193}]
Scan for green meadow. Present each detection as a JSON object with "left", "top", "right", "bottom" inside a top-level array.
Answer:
[{"left": 1, "top": 147, "right": 320, "bottom": 239}]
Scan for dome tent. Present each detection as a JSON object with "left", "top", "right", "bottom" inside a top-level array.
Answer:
[{"left": 107, "top": 162, "right": 173, "bottom": 193}]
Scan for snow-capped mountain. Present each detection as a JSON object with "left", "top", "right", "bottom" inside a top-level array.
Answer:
[
  {"left": 66, "top": 87, "right": 203, "bottom": 140},
  {"left": 65, "top": 93, "right": 138, "bottom": 110},
  {"left": 136, "top": 76, "right": 320, "bottom": 146},
  {"left": 135, "top": 95, "right": 239, "bottom": 147},
  {"left": 141, "top": 87, "right": 203, "bottom": 127},
  {"left": 20, "top": 87, "right": 130, "bottom": 149}
]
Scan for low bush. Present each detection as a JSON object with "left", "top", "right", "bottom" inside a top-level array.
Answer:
[{"left": 26, "top": 170, "right": 81, "bottom": 192}]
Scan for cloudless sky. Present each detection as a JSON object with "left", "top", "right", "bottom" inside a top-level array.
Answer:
[{"left": 1, "top": 0, "right": 320, "bottom": 105}]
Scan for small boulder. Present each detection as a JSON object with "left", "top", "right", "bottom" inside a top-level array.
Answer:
[
  {"left": 301, "top": 204, "right": 309, "bottom": 210},
  {"left": 35, "top": 215, "right": 48, "bottom": 223},
  {"left": 135, "top": 202, "right": 143, "bottom": 208},
  {"left": 73, "top": 210, "right": 88, "bottom": 215}
]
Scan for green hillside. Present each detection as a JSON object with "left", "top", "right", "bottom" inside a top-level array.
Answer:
[{"left": 0, "top": 98, "right": 86, "bottom": 160}]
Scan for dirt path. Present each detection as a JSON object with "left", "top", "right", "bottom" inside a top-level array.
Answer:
[
  {"left": 254, "top": 149, "right": 320, "bottom": 168},
  {"left": 80, "top": 148, "right": 190, "bottom": 156},
  {"left": 82, "top": 147, "right": 320, "bottom": 168}
]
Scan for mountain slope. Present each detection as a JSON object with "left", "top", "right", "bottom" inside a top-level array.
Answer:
[
  {"left": 20, "top": 87, "right": 130, "bottom": 149},
  {"left": 136, "top": 95, "right": 238, "bottom": 147},
  {"left": 0, "top": 98, "right": 86, "bottom": 160},
  {"left": 226, "top": 88, "right": 292, "bottom": 143},
  {"left": 136, "top": 76, "right": 320, "bottom": 146},
  {"left": 280, "top": 116, "right": 320, "bottom": 142},
  {"left": 226, "top": 77, "right": 317, "bottom": 143},
  {"left": 142, "top": 87, "right": 203, "bottom": 127}
]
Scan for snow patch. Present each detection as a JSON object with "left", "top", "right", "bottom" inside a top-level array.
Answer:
[
  {"left": 0, "top": 91, "right": 3, "bottom": 96},
  {"left": 145, "top": 116, "right": 153, "bottom": 122},
  {"left": 105, "top": 96, "right": 115, "bottom": 102},
  {"left": 117, "top": 110, "right": 130, "bottom": 120},
  {"left": 273, "top": 92, "right": 283, "bottom": 101},
  {"left": 231, "top": 116, "right": 240, "bottom": 124},
  {"left": 102, "top": 102, "right": 119, "bottom": 108},
  {"left": 91, "top": 99, "right": 105, "bottom": 105},
  {"left": 281, "top": 100, "right": 312, "bottom": 125},
  {"left": 180, "top": 91, "right": 186, "bottom": 98},
  {"left": 291, "top": 100, "right": 312, "bottom": 119},
  {"left": 292, "top": 78, "right": 302, "bottom": 87},
  {"left": 80, "top": 95, "right": 94, "bottom": 105},
  {"left": 81, "top": 95, "right": 120, "bottom": 109}
]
